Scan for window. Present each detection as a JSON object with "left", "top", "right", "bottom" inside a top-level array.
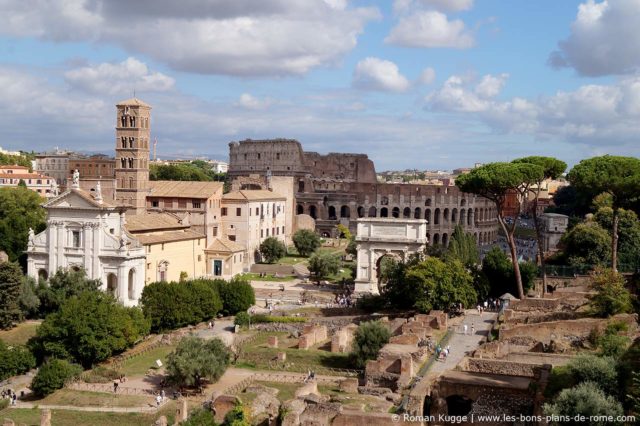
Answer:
[
  {"left": 236, "top": 208, "right": 241, "bottom": 216},
  {"left": 179, "top": 199, "right": 186, "bottom": 208},
  {"left": 266, "top": 228, "right": 269, "bottom": 237},
  {"left": 213, "top": 227, "right": 218, "bottom": 237},
  {"left": 72, "top": 230, "right": 81, "bottom": 248},
  {"left": 282, "top": 226, "right": 285, "bottom": 233},
  {"left": 110, "top": 228, "right": 115, "bottom": 234},
  {"left": 229, "top": 235, "right": 236, "bottom": 241},
  {"left": 222, "top": 207, "right": 228, "bottom": 216},
  {"left": 258, "top": 153, "right": 261, "bottom": 159},
  {"left": 261, "top": 230, "right": 264, "bottom": 238},
  {"left": 193, "top": 199, "right": 201, "bottom": 209},
  {"left": 256, "top": 207, "right": 259, "bottom": 215},
  {"left": 276, "top": 153, "right": 280, "bottom": 160}
]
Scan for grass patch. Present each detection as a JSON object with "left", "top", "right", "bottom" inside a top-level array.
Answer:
[
  {"left": 254, "top": 381, "right": 301, "bottom": 402},
  {"left": 39, "top": 389, "right": 153, "bottom": 408},
  {"left": 0, "top": 321, "right": 40, "bottom": 346},
  {"left": 116, "top": 344, "right": 176, "bottom": 377}
]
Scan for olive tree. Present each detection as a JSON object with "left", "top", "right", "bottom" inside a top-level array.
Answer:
[
  {"left": 569, "top": 156, "right": 640, "bottom": 271},
  {"left": 512, "top": 156, "right": 566, "bottom": 293},
  {"left": 456, "top": 162, "right": 544, "bottom": 298}
]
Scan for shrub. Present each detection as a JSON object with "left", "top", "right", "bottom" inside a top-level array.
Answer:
[
  {"left": 0, "top": 399, "right": 8, "bottom": 410},
  {"left": 183, "top": 408, "right": 216, "bottom": 426},
  {"left": 566, "top": 355, "right": 619, "bottom": 396},
  {"left": 249, "top": 315, "right": 306, "bottom": 324},
  {"left": 234, "top": 311, "right": 250, "bottom": 327},
  {"left": 259, "top": 237, "right": 286, "bottom": 264},
  {"left": 292, "top": 230, "right": 321, "bottom": 257},
  {"left": 350, "top": 321, "right": 391, "bottom": 369},
  {"left": 0, "top": 341, "right": 36, "bottom": 381},
  {"left": 308, "top": 251, "right": 341, "bottom": 284},
  {"left": 589, "top": 268, "right": 634, "bottom": 317},
  {"left": 543, "top": 382, "right": 623, "bottom": 424},
  {"left": 166, "top": 336, "right": 230, "bottom": 388},
  {"left": 31, "top": 359, "right": 82, "bottom": 396},
  {"left": 356, "top": 294, "right": 387, "bottom": 312},
  {"left": 224, "top": 403, "right": 251, "bottom": 426},
  {"left": 597, "top": 324, "right": 631, "bottom": 358},
  {"left": 218, "top": 277, "right": 255, "bottom": 315}
]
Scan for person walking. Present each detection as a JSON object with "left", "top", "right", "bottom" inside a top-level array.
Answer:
[
  {"left": 463, "top": 324, "right": 468, "bottom": 335},
  {"left": 471, "top": 324, "right": 475, "bottom": 335},
  {"left": 156, "top": 394, "right": 162, "bottom": 407},
  {"left": 113, "top": 381, "right": 119, "bottom": 393},
  {"left": 161, "top": 389, "right": 165, "bottom": 402}
]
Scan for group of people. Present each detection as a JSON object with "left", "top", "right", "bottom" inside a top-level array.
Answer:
[
  {"left": 435, "top": 344, "right": 451, "bottom": 361},
  {"left": 462, "top": 323, "right": 476, "bottom": 335},
  {"left": 155, "top": 389, "right": 166, "bottom": 407},
  {"left": 1, "top": 389, "right": 17, "bottom": 405},
  {"left": 303, "top": 370, "right": 316, "bottom": 383},
  {"left": 332, "top": 291, "right": 353, "bottom": 308}
]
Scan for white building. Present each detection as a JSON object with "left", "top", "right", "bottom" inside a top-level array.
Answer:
[
  {"left": 27, "top": 182, "right": 146, "bottom": 307},
  {"left": 208, "top": 160, "right": 228, "bottom": 174},
  {"left": 0, "top": 165, "right": 58, "bottom": 198}
]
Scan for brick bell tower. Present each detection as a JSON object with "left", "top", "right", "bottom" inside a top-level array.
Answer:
[{"left": 115, "top": 98, "right": 151, "bottom": 214}]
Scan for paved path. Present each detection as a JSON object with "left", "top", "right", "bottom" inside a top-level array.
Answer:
[
  {"left": 11, "top": 399, "right": 169, "bottom": 413},
  {"left": 194, "top": 319, "right": 235, "bottom": 346}
]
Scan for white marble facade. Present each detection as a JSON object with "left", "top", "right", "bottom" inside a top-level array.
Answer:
[{"left": 27, "top": 188, "right": 145, "bottom": 306}]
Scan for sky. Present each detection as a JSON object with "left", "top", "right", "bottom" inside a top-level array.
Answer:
[{"left": 1, "top": 0, "right": 640, "bottom": 171}]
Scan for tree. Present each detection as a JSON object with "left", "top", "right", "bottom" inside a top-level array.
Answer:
[
  {"left": 480, "top": 247, "right": 535, "bottom": 297},
  {"left": 292, "top": 230, "right": 321, "bottom": 257},
  {"left": 30, "top": 291, "right": 150, "bottom": 367},
  {"left": 456, "top": 162, "right": 544, "bottom": 298},
  {"left": 0, "top": 187, "right": 46, "bottom": 262},
  {"left": 594, "top": 207, "right": 640, "bottom": 269},
  {"left": 543, "top": 382, "right": 624, "bottom": 425},
  {"left": 18, "top": 276, "right": 40, "bottom": 319},
  {"left": 217, "top": 277, "right": 255, "bottom": 315},
  {"left": 259, "top": 237, "right": 286, "bottom": 264},
  {"left": 560, "top": 222, "right": 611, "bottom": 266},
  {"left": 345, "top": 237, "right": 357, "bottom": 257},
  {"left": 446, "top": 225, "right": 480, "bottom": 267},
  {"left": 0, "top": 261, "right": 23, "bottom": 328},
  {"left": 566, "top": 354, "right": 619, "bottom": 396},
  {"left": 0, "top": 340, "right": 35, "bottom": 381},
  {"left": 234, "top": 311, "right": 250, "bottom": 327},
  {"left": 36, "top": 268, "right": 102, "bottom": 316},
  {"left": 308, "top": 251, "right": 341, "bottom": 284},
  {"left": 30, "top": 359, "right": 83, "bottom": 397},
  {"left": 336, "top": 224, "right": 352, "bottom": 244},
  {"left": 589, "top": 268, "right": 633, "bottom": 317},
  {"left": 569, "top": 156, "right": 640, "bottom": 271},
  {"left": 512, "top": 156, "right": 567, "bottom": 294},
  {"left": 350, "top": 321, "right": 391, "bottom": 369},
  {"left": 166, "top": 336, "right": 230, "bottom": 388}
]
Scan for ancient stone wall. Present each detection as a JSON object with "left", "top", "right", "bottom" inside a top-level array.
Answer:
[
  {"left": 331, "top": 324, "right": 357, "bottom": 353},
  {"left": 460, "top": 357, "right": 541, "bottom": 378},
  {"left": 503, "top": 352, "right": 573, "bottom": 367},
  {"left": 298, "top": 324, "right": 328, "bottom": 349}
]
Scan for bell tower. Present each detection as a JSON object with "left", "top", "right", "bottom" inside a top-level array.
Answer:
[{"left": 114, "top": 98, "right": 151, "bottom": 214}]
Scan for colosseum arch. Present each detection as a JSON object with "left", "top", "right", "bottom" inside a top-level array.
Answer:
[
  {"left": 460, "top": 209, "right": 466, "bottom": 225},
  {"left": 297, "top": 204, "right": 304, "bottom": 215},
  {"left": 442, "top": 233, "right": 449, "bottom": 247},
  {"left": 340, "top": 205, "right": 350, "bottom": 218},
  {"left": 354, "top": 218, "right": 428, "bottom": 294},
  {"left": 309, "top": 205, "right": 317, "bottom": 219},
  {"left": 403, "top": 207, "right": 411, "bottom": 218},
  {"left": 414, "top": 207, "right": 421, "bottom": 219},
  {"left": 451, "top": 208, "right": 457, "bottom": 223},
  {"left": 434, "top": 209, "right": 440, "bottom": 225},
  {"left": 433, "top": 233, "right": 440, "bottom": 245},
  {"left": 368, "top": 206, "right": 377, "bottom": 217},
  {"left": 392, "top": 207, "right": 400, "bottom": 218},
  {"left": 425, "top": 209, "right": 431, "bottom": 223},
  {"left": 328, "top": 206, "right": 337, "bottom": 219},
  {"left": 467, "top": 208, "right": 473, "bottom": 226},
  {"left": 380, "top": 207, "right": 388, "bottom": 217},
  {"left": 357, "top": 206, "right": 365, "bottom": 218},
  {"left": 443, "top": 208, "right": 450, "bottom": 223}
]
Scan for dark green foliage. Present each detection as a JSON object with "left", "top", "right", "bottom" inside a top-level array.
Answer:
[
  {"left": 543, "top": 381, "right": 623, "bottom": 425},
  {"left": 351, "top": 321, "right": 391, "bottom": 369},
  {"left": 594, "top": 207, "right": 640, "bottom": 268},
  {"left": 36, "top": 268, "right": 102, "bottom": 316},
  {"left": 0, "top": 261, "right": 23, "bottom": 328},
  {"left": 547, "top": 185, "right": 591, "bottom": 217},
  {"left": 472, "top": 270, "right": 491, "bottom": 302},
  {"left": 480, "top": 247, "right": 537, "bottom": 297},
  {"left": 149, "top": 161, "right": 226, "bottom": 182},
  {"left": 224, "top": 403, "right": 251, "bottom": 426},
  {"left": 308, "top": 251, "right": 341, "bottom": 283},
  {"left": 166, "top": 336, "right": 230, "bottom": 388},
  {"left": 589, "top": 268, "right": 634, "bottom": 317},
  {"left": 598, "top": 332, "right": 631, "bottom": 358},
  {"left": 30, "top": 359, "right": 82, "bottom": 397},
  {"left": 259, "top": 237, "right": 287, "bottom": 264},
  {"left": 234, "top": 312, "right": 250, "bottom": 327},
  {"left": 566, "top": 355, "right": 619, "bottom": 396},
  {"left": 140, "top": 279, "right": 223, "bottom": 332},
  {"left": 346, "top": 237, "right": 357, "bottom": 257},
  {"left": 0, "top": 187, "right": 46, "bottom": 262},
  {"left": 356, "top": 294, "right": 387, "bottom": 312},
  {"left": 446, "top": 225, "right": 480, "bottom": 267},
  {"left": 18, "top": 276, "right": 40, "bottom": 318},
  {"left": 0, "top": 153, "right": 32, "bottom": 170},
  {"left": 0, "top": 340, "right": 36, "bottom": 381},
  {"left": 183, "top": 408, "right": 218, "bottom": 426},
  {"left": 29, "top": 291, "right": 150, "bottom": 367},
  {"left": 619, "top": 338, "right": 640, "bottom": 413},
  {"left": 560, "top": 222, "right": 611, "bottom": 266},
  {"left": 292, "top": 230, "right": 321, "bottom": 257},
  {"left": 217, "top": 277, "right": 255, "bottom": 315}
]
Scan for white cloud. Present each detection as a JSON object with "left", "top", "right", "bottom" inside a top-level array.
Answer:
[
  {"left": 427, "top": 74, "right": 507, "bottom": 112},
  {"left": 64, "top": 57, "right": 174, "bottom": 95},
  {"left": 394, "top": 0, "right": 474, "bottom": 13},
  {"left": 0, "top": 0, "right": 380, "bottom": 77},
  {"left": 474, "top": 73, "right": 509, "bottom": 98},
  {"left": 419, "top": 67, "right": 436, "bottom": 85},
  {"left": 385, "top": 11, "right": 474, "bottom": 48},
  {"left": 549, "top": 0, "right": 640, "bottom": 76},
  {"left": 353, "top": 57, "right": 410, "bottom": 92},
  {"left": 236, "top": 93, "right": 274, "bottom": 110}
]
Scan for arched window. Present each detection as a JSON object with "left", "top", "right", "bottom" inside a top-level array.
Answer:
[
  {"left": 434, "top": 208, "right": 440, "bottom": 225},
  {"left": 368, "top": 206, "right": 377, "bottom": 217},
  {"left": 451, "top": 208, "right": 457, "bottom": 223},
  {"left": 340, "top": 205, "right": 350, "bottom": 218},
  {"left": 357, "top": 206, "right": 365, "bottom": 218},
  {"left": 414, "top": 207, "right": 421, "bottom": 219},
  {"left": 443, "top": 208, "right": 450, "bottom": 222},
  {"left": 297, "top": 204, "right": 304, "bottom": 215},
  {"left": 128, "top": 269, "right": 135, "bottom": 300},
  {"left": 107, "top": 273, "right": 117, "bottom": 296},
  {"left": 460, "top": 209, "right": 466, "bottom": 226},
  {"left": 442, "top": 233, "right": 448, "bottom": 247},
  {"left": 38, "top": 269, "right": 48, "bottom": 281},
  {"left": 309, "top": 205, "right": 317, "bottom": 219},
  {"left": 425, "top": 199, "right": 432, "bottom": 207},
  {"left": 433, "top": 233, "right": 440, "bottom": 245},
  {"left": 425, "top": 209, "right": 431, "bottom": 223},
  {"left": 380, "top": 207, "right": 388, "bottom": 217},
  {"left": 468, "top": 208, "right": 473, "bottom": 226},
  {"left": 328, "top": 206, "right": 337, "bottom": 219},
  {"left": 392, "top": 207, "right": 400, "bottom": 218},
  {"left": 403, "top": 207, "right": 411, "bottom": 218},
  {"left": 461, "top": 199, "right": 466, "bottom": 207}
]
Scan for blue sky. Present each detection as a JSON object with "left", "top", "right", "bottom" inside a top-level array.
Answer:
[{"left": 0, "top": 0, "right": 639, "bottom": 171}]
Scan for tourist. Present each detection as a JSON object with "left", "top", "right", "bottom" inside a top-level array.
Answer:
[
  {"left": 208, "top": 321, "right": 213, "bottom": 329},
  {"left": 463, "top": 324, "right": 468, "bottom": 335},
  {"left": 435, "top": 345, "right": 441, "bottom": 360},
  {"left": 11, "top": 392, "right": 17, "bottom": 406},
  {"left": 156, "top": 394, "right": 162, "bottom": 407},
  {"left": 113, "top": 381, "right": 119, "bottom": 393},
  {"left": 161, "top": 389, "right": 165, "bottom": 401},
  {"left": 471, "top": 324, "right": 475, "bottom": 335}
]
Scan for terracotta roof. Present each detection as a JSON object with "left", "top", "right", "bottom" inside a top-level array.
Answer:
[
  {"left": 206, "top": 238, "right": 245, "bottom": 253},
  {"left": 222, "top": 190, "right": 286, "bottom": 201},
  {"left": 0, "top": 165, "right": 29, "bottom": 170},
  {"left": 134, "top": 229, "right": 205, "bottom": 245},
  {"left": 148, "top": 180, "right": 223, "bottom": 198},
  {"left": 0, "top": 173, "right": 52, "bottom": 180},
  {"left": 125, "top": 211, "right": 188, "bottom": 232},
  {"left": 117, "top": 97, "right": 151, "bottom": 107},
  {"left": 42, "top": 188, "right": 116, "bottom": 209}
]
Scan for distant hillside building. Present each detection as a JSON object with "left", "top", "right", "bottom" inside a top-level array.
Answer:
[{"left": 0, "top": 165, "right": 57, "bottom": 198}]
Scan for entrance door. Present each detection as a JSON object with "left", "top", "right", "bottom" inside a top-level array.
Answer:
[{"left": 213, "top": 260, "right": 223, "bottom": 276}]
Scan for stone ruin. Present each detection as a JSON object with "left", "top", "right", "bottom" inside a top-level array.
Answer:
[
  {"left": 330, "top": 324, "right": 357, "bottom": 353},
  {"left": 298, "top": 324, "right": 328, "bottom": 349}
]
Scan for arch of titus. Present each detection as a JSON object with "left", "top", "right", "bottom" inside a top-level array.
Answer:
[{"left": 354, "top": 218, "right": 428, "bottom": 294}]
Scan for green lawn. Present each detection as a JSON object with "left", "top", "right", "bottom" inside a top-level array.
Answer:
[
  {"left": 0, "top": 402, "right": 177, "bottom": 426},
  {"left": 253, "top": 381, "right": 301, "bottom": 402},
  {"left": 40, "top": 389, "right": 154, "bottom": 408},
  {"left": 0, "top": 321, "right": 41, "bottom": 346},
  {"left": 116, "top": 344, "right": 176, "bottom": 377}
]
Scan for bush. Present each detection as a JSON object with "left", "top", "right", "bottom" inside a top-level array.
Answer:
[
  {"left": 356, "top": 294, "right": 387, "bottom": 312},
  {"left": 31, "top": 359, "right": 82, "bottom": 396},
  {"left": 166, "top": 336, "right": 230, "bottom": 388},
  {"left": 218, "top": 277, "right": 255, "bottom": 315},
  {"left": 597, "top": 323, "right": 631, "bottom": 358},
  {"left": 249, "top": 315, "right": 306, "bottom": 324},
  {"left": 543, "top": 382, "right": 623, "bottom": 424},
  {"left": 0, "top": 341, "right": 36, "bottom": 381},
  {"left": 234, "top": 311, "right": 250, "bottom": 327},
  {"left": 308, "top": 251, "right": 341, "bottom": 284},
  {"left": 259, "top": 237, "right": 286, "bottom": 264},
  {"left": 589, "top": 268, "right": 634, "bottom": 317},
  {"left": 292, "top": 230, "right": 321, "bottom": 257},
  {"left": 183, "top": 408, "right": 216, "bottom": 426},
  {"left": 566, "top": 354, "right": 619, "bottom": 396},
  {"left": 350, "top": 321, "right": 391, "bottom": 369},
  {"left": 224, "top": 403, "right": 251, "bottom": 426},
  {"left": 29, "top": 291, "right": 150, "bottom": 367}
]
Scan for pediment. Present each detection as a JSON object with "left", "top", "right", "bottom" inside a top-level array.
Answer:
[{"left": 43, "top": 190, "right": 104, "bottom": 210}]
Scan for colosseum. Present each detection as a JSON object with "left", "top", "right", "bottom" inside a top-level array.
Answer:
[{"left": 228, "top": 139, "right": 498, "bottom": 247}]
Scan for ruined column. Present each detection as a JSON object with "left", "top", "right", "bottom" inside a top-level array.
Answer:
[{"left": 40, "top": 409, "right": 51, "bottom": 426}]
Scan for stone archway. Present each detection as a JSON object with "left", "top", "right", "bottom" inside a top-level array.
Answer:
[
  {"left": 354, "top": 218, "right": 428, "bottom": 294},
  {"left": 107, "top": 273, "right": 117, "bottom": 296}
]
